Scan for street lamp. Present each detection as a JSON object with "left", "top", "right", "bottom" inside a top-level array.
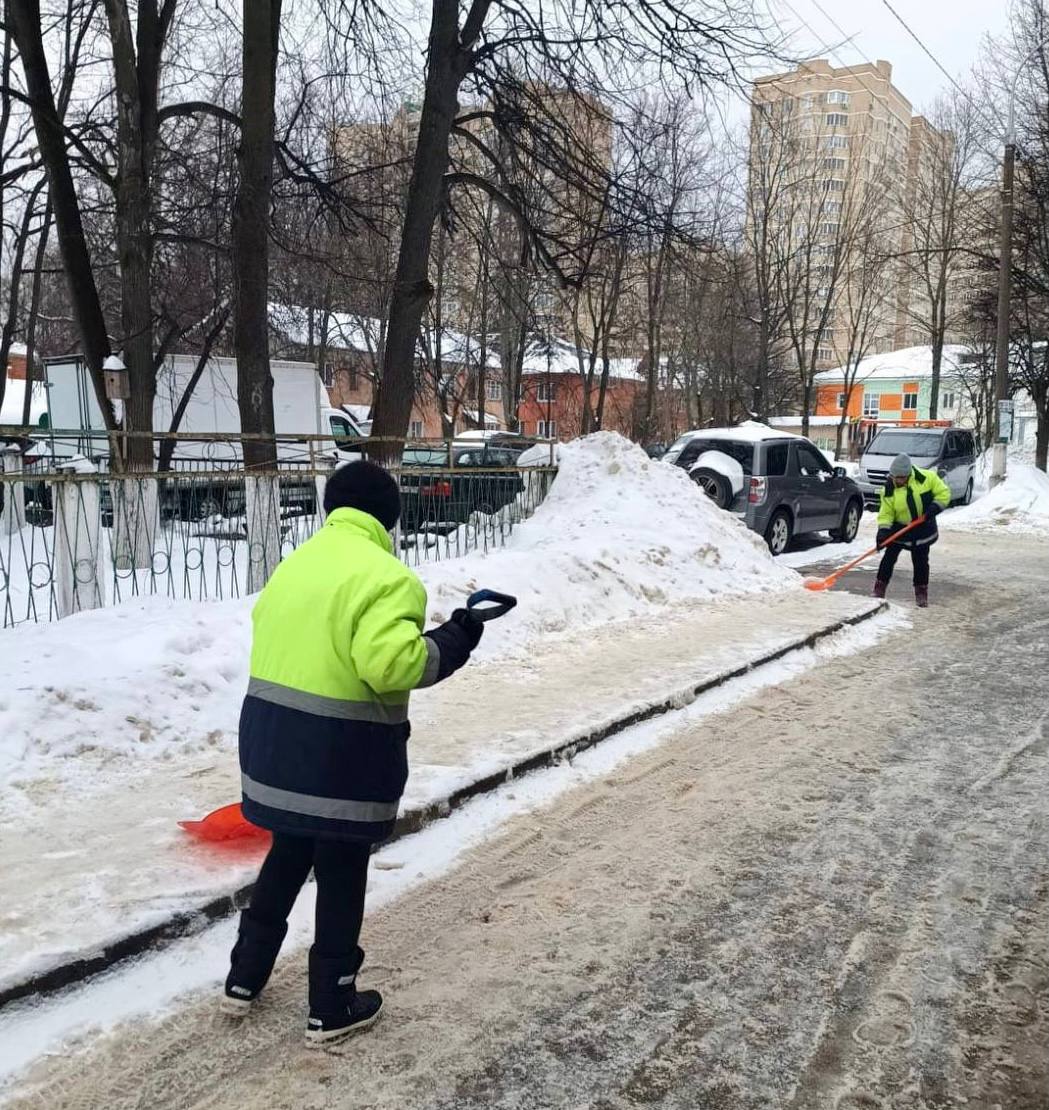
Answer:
[{"left": 991, "top": 40, "right": 1049, "bottom": 488}]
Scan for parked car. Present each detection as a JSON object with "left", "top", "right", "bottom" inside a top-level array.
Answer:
[
  {"left": 664, "top": 427, "right": 865, "bottom": 555},
  {"left": 857, "top": 426, "right": 976, "bottom": 510},
  {"left": 399, "top": 443, "right": 525, "bottom": 532}
]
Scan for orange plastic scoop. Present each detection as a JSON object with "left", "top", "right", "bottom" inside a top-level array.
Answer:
[{"left": 179, "top": 803, "right": 270, "bottom": 843}]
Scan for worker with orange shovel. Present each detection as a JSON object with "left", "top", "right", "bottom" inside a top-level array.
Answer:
[
  {"left": 804, "top": 453, "right": 951, "bottom": 606},
  {"left": 216, "top": 461, "right": 514, "bottom": 1046}
]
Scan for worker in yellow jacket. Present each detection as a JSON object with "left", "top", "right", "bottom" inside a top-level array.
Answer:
[
  {"left": 222, "top": 461, "right": 483, "bottom": 1044},
  {"left": 874, "top": 452, "right": 951, "bottom": 608}
]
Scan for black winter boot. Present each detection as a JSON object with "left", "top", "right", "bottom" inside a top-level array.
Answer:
[
  {"left": 306, "top": 946, "right": 383, "bottom": 1045},
  {"left": 872, "top": 579, "right": 888, "bottom": 599},
  {"left": 915, "top": 585, "right": 929, "bottom": 608},
  {"left": 222, "top": 912, "right": 288, "bottom": 1015}
]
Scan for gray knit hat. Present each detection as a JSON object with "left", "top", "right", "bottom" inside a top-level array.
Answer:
[{"left": 889, "top": 453, "right": 912, "bottom": 478}]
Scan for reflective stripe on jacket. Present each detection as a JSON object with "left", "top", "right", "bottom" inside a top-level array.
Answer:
[
  {"left": 239, "top": 507, "right": 439, "bottom": 842},
  {"left": 876, "top": 465, "right": 951, "bottom": 548}
]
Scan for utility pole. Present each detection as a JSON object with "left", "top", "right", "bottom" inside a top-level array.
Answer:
[
  {"left": 991, "top": 98, "right": 1016, "bottom": 489},
  {"left": 991, "top": 40, "right": 1049, "bottom": 487}
]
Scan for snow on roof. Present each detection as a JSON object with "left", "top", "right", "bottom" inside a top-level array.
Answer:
[
  {"left": 675, "top": 421, "right": 802, "bottom": 444},
  {"left": 460, "top": 409, "right": 502, "bottom": 426},
  {"left": 768, "top": 415, "right": 841, "bottom": 427},
  {"left": 270, "top": 303, "right": 500, "bottom": 370},
  {"left": 814, "top": 345, "right": 972, "bottom": 385},
  {"left": 272, "top": 303, "right": 648, "bottom": 382}
]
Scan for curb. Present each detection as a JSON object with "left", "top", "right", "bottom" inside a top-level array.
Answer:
[{"left": 0, "top": 599, "right": 887, "bottom": 1011}]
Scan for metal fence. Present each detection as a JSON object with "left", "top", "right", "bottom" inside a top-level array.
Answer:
[{"left": 0, "top": 442, "right": 556, "bottom": 628}]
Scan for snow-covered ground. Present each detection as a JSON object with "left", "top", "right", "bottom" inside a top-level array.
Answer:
[{"left": 0, "top": 608, "right": 902, "bottom": 1090}]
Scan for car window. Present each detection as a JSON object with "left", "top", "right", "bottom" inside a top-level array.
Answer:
[
  {"left": 865, "top": 431, "right": 945, "bottom": 457},
  {"left": 454, "top": 450, "right": 483, "bottom": 467},
  {"left": 328, "top": 415, "right": 359, "bottom": 450},
  {"left": 688, "top": 440, "right": 754, "bottom": 476},
  {"left": 403, "top": 447, "right": 448, "bottom": 466},
  {"left": 676, "top": 439, "right": 705, "bottom": 467},
  {"left": 796, "top": 444, "right": 832, "bottom": 477},
  {"left": 765, "top": 442, "right": 790, "bottom": 477}
]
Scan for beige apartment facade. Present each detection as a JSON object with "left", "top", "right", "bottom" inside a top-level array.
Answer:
[{"left": 750, "top": 59, "right": 952, "bottom": 370}]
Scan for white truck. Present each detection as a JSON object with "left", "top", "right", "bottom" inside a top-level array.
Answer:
[{"left": 40, "top": 354, "right": 365, "bottom": 520}]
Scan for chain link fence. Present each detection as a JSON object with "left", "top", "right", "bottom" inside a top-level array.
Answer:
[{"left": 0, "top": 434, "right": 556, "bottom": 628}]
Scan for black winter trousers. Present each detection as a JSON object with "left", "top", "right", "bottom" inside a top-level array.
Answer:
[
  {"left": 877, "top": 542, "right": 930, "bottom": 588},
  {"left": 247, "top": 834, "right": 371, "bottom": 957}
]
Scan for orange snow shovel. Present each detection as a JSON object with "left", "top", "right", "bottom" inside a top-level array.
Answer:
[
  {"left": 179, "top": 803, "right": 270, "bottom": 844},
  {"left": 803, "top": 515, "right": 927, "bottom": 593}
]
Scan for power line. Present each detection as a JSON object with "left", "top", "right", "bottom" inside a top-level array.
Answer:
[{"left": 876, "top": 0, "right": 1008, "bottom": 142}]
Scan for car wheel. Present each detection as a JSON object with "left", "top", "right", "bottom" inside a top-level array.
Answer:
[
  {"left": 765, "top": 509, "right": 793, "bottom": 556},
  {"left": 691, "top": 468, "right": 733, "bottom": 510},
  {"left": 830, "top": 499, "right": 861, "bottom": 543},
  {"left": 960, "top": 478, "right": 974, "bottom": 506}
]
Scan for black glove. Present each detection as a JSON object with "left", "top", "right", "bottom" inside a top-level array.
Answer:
[
  {"left": 876, "top": 527, "right": 897, "bottom": 547},
  {"left": 451, "top": 608, "right": 484, "bottom": 649},
  {"left": 924, "top": 501, "right": 942, "bottom": 519},
  {"left": 424, "top": 611, "right": 483, "bottom": 684}
]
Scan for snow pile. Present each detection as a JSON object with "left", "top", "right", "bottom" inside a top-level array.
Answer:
[
  {"left": 420, "top": 433, "right": 796, "bottom": 639},
  {"left": 944, "top": 459, "right": 1049, "bottom": 536},
  {"left": 0, "top": 433, "right": 795, "bottom": 788}
]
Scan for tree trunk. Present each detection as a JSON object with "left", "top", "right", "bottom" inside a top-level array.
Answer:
[
  {"left": 0, "top": 179, "right": 45, "bottom": 415},
  {"left": 370, "top": 0, "right": 463, "bottom": 463},
  {"left": 929, "top": 333, "right": 944, "bottom": 421},
  {"left": 21, "top": 197, "right": 52, "bottom": 428},
  {"left": 7, "top": 0, "right": 114, "bottom": 430},
  {"left": 232, "top": 0, "right": 282, "bottom": 471}
]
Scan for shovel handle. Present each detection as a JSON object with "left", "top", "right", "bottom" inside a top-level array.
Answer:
[{"left": 466, "top": 589, "right": 518, "bottom": 622}]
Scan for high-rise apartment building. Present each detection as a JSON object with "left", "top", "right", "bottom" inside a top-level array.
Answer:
[{"left": 750, "top": 59, "right": 953, "bottom": 370}]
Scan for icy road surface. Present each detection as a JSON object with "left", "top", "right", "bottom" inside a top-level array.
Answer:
[{"left": 6, "top": 530, "right": 1049, "bottom": 1109}]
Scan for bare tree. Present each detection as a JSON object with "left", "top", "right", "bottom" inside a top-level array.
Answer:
[{"left": 358, "top": 0, "right": 778, "bottom": 458}]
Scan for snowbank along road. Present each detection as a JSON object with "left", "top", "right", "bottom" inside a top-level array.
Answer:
[{"left": 6, "top": 530, "right": 1049, "bottom": 1109}]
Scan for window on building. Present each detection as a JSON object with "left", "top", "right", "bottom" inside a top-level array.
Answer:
[
  {"left": 836, "top": 392, "right": 847, "bottom": 411},
  {"left": 347, "top": 367, "right": 359, "bottom": 392},
  {"left": 821, "top": 221, "right": 840, "bottom": 236},
  {"left": 824, "top": 135, "right": 848, "bottom": 150},
  {"left": 903, "top": 392, "right": 918, "bottom": 411},
  {"left": 863, "top": 393, "right": 880, "bottom": 418},
  {"left": 816, "top": 347, "right": 834, "bottom": 362},
  {"left": 321, "top": 363, "right": 335, "bottom": 388},
  {"left": 827, "top": 90, "right": 850, "bottom": 106},
  {"left": 537, "top": 420, "right": 557, "bottom": 439},
  {"left": 941, "top": 391, "right": 957, "bottom": 411},
  {"left": 409, "top": 420, "right": 424, "bottom": 439},
  {"left": 823, "top": 157, "right": 847, "bottom": 170},
  {"left": 825, "top": 178, "right": 845, "bottom": 191},
  {"left": 826, "top": 112, "right": 849, "bottom": 127},
  {"left": 537, "top": 380, "right": 557, "bottom": 403},
  {"left": 824, "top": 200, "right": 842, "bottom": 214}
]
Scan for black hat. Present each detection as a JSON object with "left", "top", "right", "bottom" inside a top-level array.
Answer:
[{"left": 323, "top": 460, "right": 401, "bottom": 530}]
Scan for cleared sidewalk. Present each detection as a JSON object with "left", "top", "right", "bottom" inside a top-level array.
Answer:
[{"left": 0, "top": 588, "right": 882, "bottom": 1006}]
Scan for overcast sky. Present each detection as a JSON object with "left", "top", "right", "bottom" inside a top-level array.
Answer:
[{"left": 764, "top": 0, "right": 1013, "bottom": 113}]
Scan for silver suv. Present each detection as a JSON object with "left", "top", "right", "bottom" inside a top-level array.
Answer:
[
  {"left": 858, "top": 426, "right": 976, "bottom": 510},
  {"left": 664, "top": 427, "right": 865, "bottom": 555}
]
